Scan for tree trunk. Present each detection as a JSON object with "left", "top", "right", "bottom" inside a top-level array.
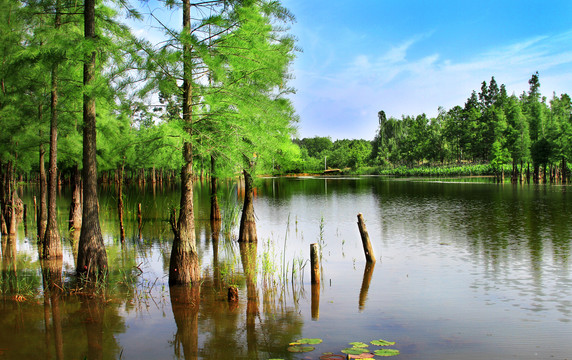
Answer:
[
  {"left": 1, "top": 161, "right": 17, "bottom": 236},
  {"left": 562, "top": 157, "right": 568, "bottom": 184},
  {"left": 169, "top": 143, "right": 200, "bottom": 285},
  {"left": 117, "top": 163, "right": 125, "bottom": 242},
  {"left": 210, "top": 155, "right": 221, "bottom": 222},
  {"left": 238, "top": 169, "right": 257, "bottom": 243},
  {"left": 169, "top": 0, "right": 200, "bottom": 287},
  {"left": 68, "top": 164, "right": 82, "bottom": 234},
  {"left": 38, "top": 116, "right": 48, "bottom": 242},
  {"left": 77, "top": 0, "right": 108, "bottom": 279},
  {"left": 43, "top": 5, "right": 62, "bottom": 259}
]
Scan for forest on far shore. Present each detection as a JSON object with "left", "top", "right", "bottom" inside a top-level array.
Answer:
[{"left": 295, "top": 72, "right": 572, "bottom": 183}]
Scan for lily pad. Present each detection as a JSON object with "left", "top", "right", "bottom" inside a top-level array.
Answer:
[
  {"left": 374, "top": 349, "right": 400, "bottom": 357},
  {"left": 347, "top": 352, "right": 375, "bottom": 359},
  {"left": 349, "top": 342, "right": 368, "bottom": 348},
  {"left": 371, "top": 339, "right": 396, "bottom": 347},
  {"left": 342, "top": 348, "right": 369, "bottom": 355},
  {"left": 287, "top": 345, "right": 315, "bottom": 353},
  {"left": 295, "top": 338, "right": 323, "bottom": 345}
]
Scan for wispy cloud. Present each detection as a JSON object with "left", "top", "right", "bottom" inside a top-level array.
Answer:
[{"left": 294, "top": 30, "right": 572, "bottom": 139}]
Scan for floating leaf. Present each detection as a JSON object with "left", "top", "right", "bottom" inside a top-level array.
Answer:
[
  {"left": 295, "top": 338, "right": 323, "bottom": 345},
  {"left": 287, "top": 346, "right": 315, "bottom": 353},
  {"left": 349, "top": 342, "right": 368, "bottom": 348},
  {"left": 371, "top": 339, "right": 396, "bottom": 347},
  {"left": 348, "top": 352, "right": 374, "bottom": 359},
  {"left": 374, "top": 349, "right": 400, "bottom": 357},
  {"left": 342, "top": 348, "right": 369, "bottom": 355}
]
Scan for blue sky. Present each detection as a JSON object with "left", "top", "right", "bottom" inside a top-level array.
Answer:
[
  {"left": 128, "top": 0, "right": 572, "bottom": 140},
  {"left": 282, "top": 0, "right": 572, "bottom": 140}
]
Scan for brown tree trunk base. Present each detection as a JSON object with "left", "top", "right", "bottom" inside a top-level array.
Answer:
[{"left": 238, "top": 170, "right": 257, "bottom": 243}]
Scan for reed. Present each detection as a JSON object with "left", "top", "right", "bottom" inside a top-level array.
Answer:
[{"left": 221, "top": 184, "right": 241, "bottom": 237}]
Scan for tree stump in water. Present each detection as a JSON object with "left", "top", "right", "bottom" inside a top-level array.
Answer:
[
  {"left": 310, "top": 243, "right": 320, "bottom": 284},
  {"left": 228, "top": 286, "right": 239, "bottom": 302}
]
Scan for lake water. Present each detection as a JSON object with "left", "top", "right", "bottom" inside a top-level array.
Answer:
[{"left": 1, "top": 176, "right": 571, "bottom": 359}]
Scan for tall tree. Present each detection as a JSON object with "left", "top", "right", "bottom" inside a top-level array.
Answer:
[
  {"left": 76, "top": 0, "right": 108, "bottom": 278},
  {"left": 43, "top": 0, "right": 62, "bottom": 259},
  {"left": 168, "top": 0, "right": 200, "bottom": 286}
]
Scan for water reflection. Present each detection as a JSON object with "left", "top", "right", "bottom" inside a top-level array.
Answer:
[
  {"left": 170, "top": 285, "right": 200, "bottom": 360},
  {"left": 2, "top": 178, "right": 571, "bottom": 359},
  {"left": 41, "top": 259, "right": 64, "bottom": 360},
  {"left": 358, "top": 262, "right": 375, "bottom": 312}
]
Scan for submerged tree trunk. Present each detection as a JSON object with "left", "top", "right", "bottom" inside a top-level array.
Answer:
[
  {"left": 77, "top": 0, "right": 108, "bottom": 279},
  {"left": 238, "top": 169, "right": 257, "bottom": 243},
  {"left": 43, "top": 7, "right": 62, "bottom": 258},
  {"left": 210, "top": 155, "right": 221, "bottom": 222},
  {"left": 239, "top": 242, "right": 259, "bottom": 356},
  {"left": 169, "top": 143, "right": 200, "bottom": 286},
  {"left": 68, "top": 164, "right": 82, "bottom": 235}
]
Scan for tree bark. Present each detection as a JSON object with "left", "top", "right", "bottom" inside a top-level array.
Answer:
[
  {"left": 238, "top": 169, "right": 257, "bottom": 242},
  {"left": 169, "top": 143, "right": 200, "bottom": 285},
  {"left": 77, "top": 0, "right": 108, "bottom": 279},
  {"left": 43, "top": 3, "right": 62, "bottom": 259}
]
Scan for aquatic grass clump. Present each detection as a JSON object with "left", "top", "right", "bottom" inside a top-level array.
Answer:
[
  {"left": 260, "top": 238, "right": 279, "bottom": 286},
  {"left": 0, "top": 271, "right": 42, "bottom": 302}
]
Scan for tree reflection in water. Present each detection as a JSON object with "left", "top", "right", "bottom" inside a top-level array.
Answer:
[{"left": 170, "top": 285, "right": 200, "bottom": 360}]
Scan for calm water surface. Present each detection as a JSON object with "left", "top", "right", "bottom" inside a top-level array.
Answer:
[{"left": 1, "top": 177, "right": 571, "bottom": 359}]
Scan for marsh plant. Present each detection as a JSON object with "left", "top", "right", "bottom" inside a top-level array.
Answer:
[
  {"left": 0, "top": 271, "right": 41, "bottom": 301},
  {"left": 221, "top": 184, "right": 241, "bottom": 237}
]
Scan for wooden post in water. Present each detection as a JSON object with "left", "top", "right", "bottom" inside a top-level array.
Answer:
[
  {"left": 357, "top": 213, "right": 376, "bottom": 264},
  {"left": 310, "top": 243, "right": 320, "bottom": 284},
  {"left": 311, "top": 283, "right": 320, "bottom": 320}
]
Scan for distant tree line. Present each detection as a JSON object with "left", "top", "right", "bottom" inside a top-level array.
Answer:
[{"left": 295, "top": 72, "right": 572, "bottom": 183}]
